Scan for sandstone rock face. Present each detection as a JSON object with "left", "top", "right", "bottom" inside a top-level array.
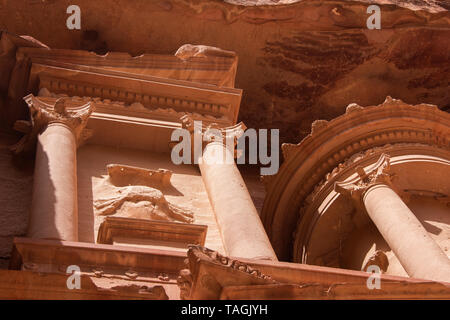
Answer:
[
  {"left": 0, "top": 31, "right": 47, "bottom": 130},
  {"left": 0, "top": 132, "right": 33, "bottom": 267},
  {"left": 1, "top": 0, "right": 448, "bottom": 145}
]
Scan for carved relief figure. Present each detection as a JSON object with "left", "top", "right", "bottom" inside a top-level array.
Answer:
[{"left": 94, "top": 164, "right": 194, "bottom": 223}]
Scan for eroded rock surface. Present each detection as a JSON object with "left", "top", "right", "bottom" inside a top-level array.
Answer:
[
  {"left": 1, "top": 0, "right": 448, "bottom": 146},
  {"left": 0, "top": 132, "right": 33, "bottom": 266}
]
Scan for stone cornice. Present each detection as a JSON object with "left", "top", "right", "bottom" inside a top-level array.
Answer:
[
  {"left": 177, "top": 245, "right": 275, "bottom": 300},
  {"left": 28, "top": 63, "right": 242, "bottom": 126},
  {"left": 38, "top": 88, "right": 232, "bottom": 127},
  {"left": 176, "top": 244, "right": 450, "bottom": 300},
  {"left": 39, "top": 74, "right": 235, "bottom": 123},
  {"left": 18, "top": 44, "right": 238, "bottom": 87}
]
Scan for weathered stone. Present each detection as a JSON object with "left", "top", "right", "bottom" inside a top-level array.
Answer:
[
  {"left": 0, "top": 0, "right": 449, "bottom": 301},
  {"left": 0, "top": 0, "right": 448, "bottom": 144}
]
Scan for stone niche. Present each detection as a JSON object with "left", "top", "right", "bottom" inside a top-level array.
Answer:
[
  {"left": 77, "top": 146, "right": 224, "bottom": 253},
  {"left": 0, "top": 42, "right": 245, "bottom": 299},
  {"left": 10, "top": 43, "right": 243, "bottom": 256}
]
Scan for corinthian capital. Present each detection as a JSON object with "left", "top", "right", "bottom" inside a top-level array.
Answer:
[
  {"left": 334, "top": 154, "right": 393, "bottom": 200},
  {"left": 178, "top": 115, "right": 246, "bottom": 162},
  {"left": 11, "top": 94, "right": 93, "bottom": 155},
  {"left": 180, "top": 114, "right": 246, "bottom": 145}
]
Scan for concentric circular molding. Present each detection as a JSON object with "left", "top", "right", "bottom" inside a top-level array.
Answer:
[{"left": 261, "top": 97, "right": 450, "bottom": 261}]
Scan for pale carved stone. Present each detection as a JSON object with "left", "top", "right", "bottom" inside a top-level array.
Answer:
[
  {"left": 179, "top": 115, "right": 277, "bottom": 260},
  {"left": 181, "top": 114, "right": 246, "bottom": 143},
  {"left": 177, "top": 245, "right": 275, "bottom": 300},
  {"left": 11, "top": 94, "right": 92, "bottom": 154},
  {"left": 175, "top": 44, "right": 236, "bottom": 60},
  {"left": 334, "top": 153, "right": 393, "bottom": 201},
  {"left": 94, "top": 165, "right": 193, "bottom": 223},
  {"left": 332, "top": 155, "right": 450, "bottom": 283},
  {"left": 94, "top": 185, "right": 193, "bottom": 223},
  {"left": 106, "top": 164, "right": 173, "bottom": 188},
  {"left": 178, "top": 114, "right": 247, "bottom": 162}
]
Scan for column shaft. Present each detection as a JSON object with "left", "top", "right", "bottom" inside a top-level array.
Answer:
[
  {"left": 28, "top": 122, "right": 78, "bottom": 241},
  {"left": 199, "top": 142, "right": 277, "bottom": 260},
  {"left": 363, "top": 184, "right": 450, "bottom": 282}
]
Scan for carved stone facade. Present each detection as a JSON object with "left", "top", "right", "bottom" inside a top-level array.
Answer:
[{"left": 0, "top": 0, "right": 449, "bottom": 300}]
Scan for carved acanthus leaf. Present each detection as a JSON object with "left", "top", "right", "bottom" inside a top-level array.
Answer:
[
  {"left": 178, "top": 114, "right": 246, "bottom": 161},
  {"left": 334, "top": 153, "right": 393, "bottom": 199},
  {"left": 11, "top": 94, "right": 92, "bottom": 155}
]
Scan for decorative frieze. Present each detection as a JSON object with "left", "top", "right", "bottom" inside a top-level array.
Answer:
[
  {"left": 28, "top": 62, "right": 242, "bottom": 126},
  {"left": 39, "top": 76, "right": 229, "bottom": 120}
]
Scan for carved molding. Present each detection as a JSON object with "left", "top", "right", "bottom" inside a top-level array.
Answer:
[
  {"left": 19, "top": 45, "right": 238, "bottom": 87},
  {"left": 188, "top": 246, "right": 273, "bottom": 280},
  {"left": 177, "top": 245, "right": 275, "bottom": 300},
  {"left": 175, "top": 244, "right": 450, "bottom": 300},
  {"left": 38, "top": 87, "right": 231, "bottom": 126},
  {"left": 97, "top": 216, "right": 207, "bottom": 246},
  {"left": 28, "top": 60, "right": 242, "bottom": 125}
]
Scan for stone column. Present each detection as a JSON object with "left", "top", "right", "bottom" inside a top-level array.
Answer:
[
  {"left": 336, "top": 154, "right": 450, "bottom": 283},
  {"left": 23, "top": 95, "right": 92, "bottom": 241},
  {"left": 363, "top": 184, "right": 450, "bottom": 282},
  {"left": 182, "top": 116, "right": 277, "bottom": 260}
]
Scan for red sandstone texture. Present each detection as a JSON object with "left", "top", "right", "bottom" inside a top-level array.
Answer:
[
  {"left": 0, "top": 0, "right": 448, "bottom": 270},
  {"left": 0, "top": 0, "right": 448, "bottom": 145}
]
